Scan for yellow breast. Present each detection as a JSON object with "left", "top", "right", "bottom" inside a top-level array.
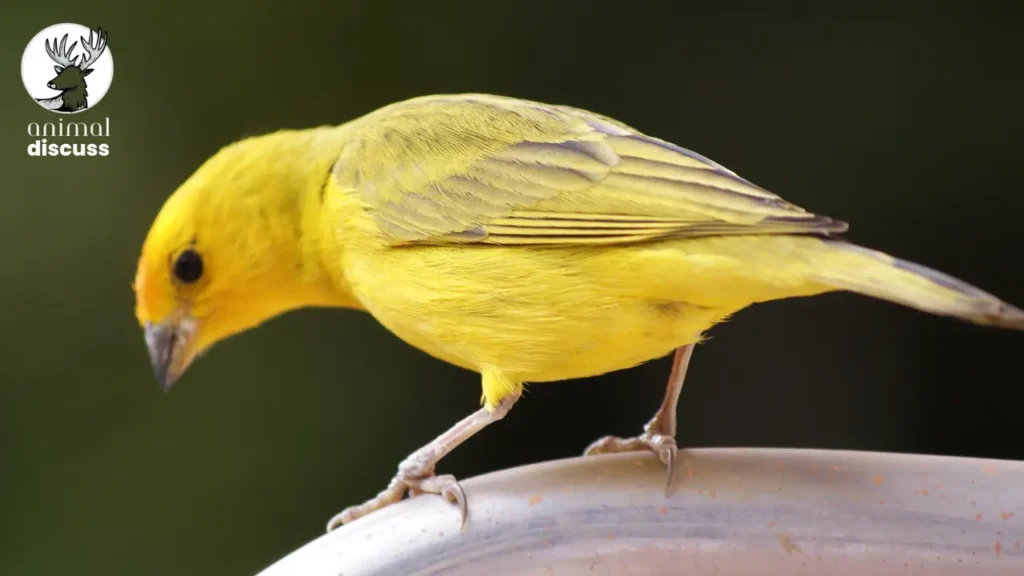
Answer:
[{"left": 340, "top": 239, "right": 732, "bottom": 382}]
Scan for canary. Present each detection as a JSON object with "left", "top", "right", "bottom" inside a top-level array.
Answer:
[{"left": 134, "top": 94, "right": 1023, "bottom": 532}]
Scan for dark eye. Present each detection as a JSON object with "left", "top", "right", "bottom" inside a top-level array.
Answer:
[{"left": 173, "top": 249, "right": 204, "bottom": 284}]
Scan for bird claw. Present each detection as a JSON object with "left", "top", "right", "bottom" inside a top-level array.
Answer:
[
  {"left": 326, "top": 472, "right": 468, "bottom": 532},
  {"left": 584, "top": 432, "right": 678, "bottom": 496},
  {"left": 410, "top": 473, "right": 468, "bottom": 530}
]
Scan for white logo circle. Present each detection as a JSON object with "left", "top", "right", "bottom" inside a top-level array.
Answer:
[{"left": 21, "top": 23, "right": 113, "bottom": 115}]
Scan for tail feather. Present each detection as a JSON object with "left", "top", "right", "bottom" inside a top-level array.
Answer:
[{"left": 809, "top": 240, "right": 1024, "bottom": 330}]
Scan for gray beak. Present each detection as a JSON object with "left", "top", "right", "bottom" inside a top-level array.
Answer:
[{"left": 145, "top": 321, "right": 190, "bottom": 391}]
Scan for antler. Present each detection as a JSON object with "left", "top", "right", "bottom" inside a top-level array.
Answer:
[
  {"left": 78, "top": 27, "right": 107, "bottom": 71},
  {"left": 44, "top": 34, "right": 79, "bottom": 69}
]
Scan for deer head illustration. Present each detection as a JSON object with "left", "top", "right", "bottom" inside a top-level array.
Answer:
[{"left": 36, "top": 27, "right": 107, "bottom": 113}]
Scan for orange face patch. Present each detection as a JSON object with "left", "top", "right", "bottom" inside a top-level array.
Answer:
[{"left": 133, "top": 250, "right": 172, "bottom": 325}]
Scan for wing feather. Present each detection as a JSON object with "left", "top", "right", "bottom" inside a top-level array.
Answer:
[{"left": 334, "top": 94, "right": 847, "bottom": 246}]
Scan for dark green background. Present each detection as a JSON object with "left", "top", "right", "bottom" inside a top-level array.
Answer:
[{"left": 2, "top": 3, "right": 1022, "bottom": 575}]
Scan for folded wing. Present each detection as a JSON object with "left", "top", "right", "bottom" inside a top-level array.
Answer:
[{"left": 334, "top": 94, "right": 847, "bottom": 246}]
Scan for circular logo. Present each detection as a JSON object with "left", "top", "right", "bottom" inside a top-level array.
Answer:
[{"left": 21, "top": 23, "right": 113, "bottom": 115}]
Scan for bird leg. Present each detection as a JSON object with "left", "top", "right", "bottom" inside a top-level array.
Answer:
[
  {"left": 583, "top": 343, "right": 695, "bottom": 494},
  {"left": 327, "top": 392, "right": 519, "bottom": 532}
]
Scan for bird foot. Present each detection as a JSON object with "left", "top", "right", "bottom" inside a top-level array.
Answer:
[
  {"left": 584, "top": 432, "right": 677, "bottom": 495},
  {"left": 326, "top": 472, "right": 467, "bottom": 532}
]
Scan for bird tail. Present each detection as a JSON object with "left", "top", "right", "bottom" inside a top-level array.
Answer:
[{"left": 807, "top": 239, "right": 1024, "bottom": 330}]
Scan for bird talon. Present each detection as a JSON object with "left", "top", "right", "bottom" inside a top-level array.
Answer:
[
  {"left": 657, "top": 437, "right": 677, "bottom": 496},
  {"left": 583, "top": 435, "right": 645, "bottom": 456},
  {"left": 416, "top": 473, "right": 469, "bottom": 529},
  {"left": 583, "top": 432, "right": 678, "bottom": 495},
  {"left": 445, "top": 482, "right": 469, "bottom": 532},
  {"left": 325, "top": 513, "right": 344, "bottom": 532},
  {"left": 325, "top": 473, "right": 468, "bottom": 533}
]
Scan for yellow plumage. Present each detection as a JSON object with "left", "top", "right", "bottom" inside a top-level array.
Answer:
[
  {"left": 134, "top": 93, "right": 1023, "bottom": 527},
  {"left": 314, "top": 94, "right": 1019, "bottom": 404}
]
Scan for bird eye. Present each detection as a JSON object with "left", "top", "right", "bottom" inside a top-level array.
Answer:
[{"left": 173, "top": 249, "right": 204, "bottom": 284}]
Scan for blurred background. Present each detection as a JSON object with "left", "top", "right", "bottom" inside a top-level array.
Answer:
[{"left": 2, "top": 2, "right": 1021, "bottom": 575}]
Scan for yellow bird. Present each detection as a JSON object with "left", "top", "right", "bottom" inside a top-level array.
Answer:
[{"left": 134, "top": 94, "right": 1023, "bottom": 531}]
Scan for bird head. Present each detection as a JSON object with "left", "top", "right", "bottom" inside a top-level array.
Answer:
[{"left": 133, "top": 128, "right": 352, "bottom": 390}]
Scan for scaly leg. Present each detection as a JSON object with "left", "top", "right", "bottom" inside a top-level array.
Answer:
[
  {"left": 583, "top": 343, "right": 695, "bottom": 494},
  {"left": 327, "top": 391, "right": 519, "bottom": 532}
]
